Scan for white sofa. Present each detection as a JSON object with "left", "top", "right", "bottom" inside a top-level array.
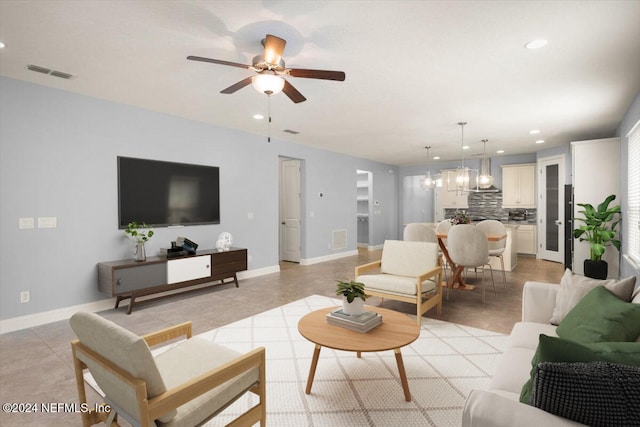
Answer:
[{"left": 462, "top": 280, "right": 639, "bottom": 427}]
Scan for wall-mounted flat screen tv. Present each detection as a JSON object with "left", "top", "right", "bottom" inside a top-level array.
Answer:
[{"left": 118, "top": 156, "right": 220, "bottom": 228}]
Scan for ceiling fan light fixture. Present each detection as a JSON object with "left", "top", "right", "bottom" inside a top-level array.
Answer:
[{"left": 251, "top": 73, "right": 285, "bottom": 95}]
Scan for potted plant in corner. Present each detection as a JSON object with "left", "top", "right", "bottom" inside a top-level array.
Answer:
[
  {"left": 573, "top": 194, "right": 621, "bottom": 279},
  {"left": 124, "top": 221, "right": 154, "bottom": 262},
  {"left": 335, "top": 279, "right": 367, "bottom": 315}
]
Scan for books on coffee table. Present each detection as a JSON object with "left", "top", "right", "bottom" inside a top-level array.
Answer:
[{"left": 326, "top": 309, "right": 382, "bottom": 333}]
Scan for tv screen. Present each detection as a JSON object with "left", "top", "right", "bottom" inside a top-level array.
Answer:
[{"left": 118, "top": 156, "right": 220, "bottom": 228}]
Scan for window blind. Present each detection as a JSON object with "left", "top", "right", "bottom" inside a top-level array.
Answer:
[{"left": 627, "top": 119, "right": 640, "bottom": 265}]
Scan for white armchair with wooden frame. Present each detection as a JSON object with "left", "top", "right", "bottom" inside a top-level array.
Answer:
[
  {"left": 355, "top": 240, "right": 443, "bottom": 324},
  {"left": 69, "top": 311, "right": 266, "bottom": 427}
]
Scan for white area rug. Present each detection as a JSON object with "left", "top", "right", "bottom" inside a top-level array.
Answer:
[
  {"left": 199, "top": 295, "right": 506, "bottom": 426},
  {"left": 88, "top": 295, "right": 507, "bottom": 426}
]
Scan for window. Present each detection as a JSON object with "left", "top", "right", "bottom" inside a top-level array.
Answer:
[{"left": 627, "top": 119, "right": 640, "bottom": 265}]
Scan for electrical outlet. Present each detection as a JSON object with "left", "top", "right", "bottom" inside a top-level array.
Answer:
[{"left": 20, "top": 291, "right": 30, "bottom": 303}]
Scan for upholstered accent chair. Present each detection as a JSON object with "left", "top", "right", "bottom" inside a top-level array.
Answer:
[
  {"left": 447, "top": 224, "right": 495, "bottom": 303},
  {"left": 355, "top": 240, "right": 443, "bottom": 324},
  {"left": 69, "top": 312, "right": 266, "bottom": 427},
  {"left": 403, "top": 223, "right": 438, "bottom": 243},
  {"left": 476, "top": 219, "right": 507, "bottom": 284}
]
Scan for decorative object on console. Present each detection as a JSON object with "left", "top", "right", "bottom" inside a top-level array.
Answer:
[
  {"left": 573, "top": 194, "right": 621, "bottom": 279},
  {"left": 177, "top": 236, "right": 198, "bottom": 255},
  {"left": 335, "top": 279, "right": 367, "bottom": 315},
  {"left": 124, "top": 221, "right": 154, "bottom": 262},
  {"left": 215, "top": 232, "right": 233, "bottom": 251}
]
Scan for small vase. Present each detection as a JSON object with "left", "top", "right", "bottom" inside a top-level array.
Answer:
[
  {"left": 134, "top": 242, "right": 146, "bottom": 262},
  {"left": 342, "top": 296, "right": 365, "bottom": 315}
]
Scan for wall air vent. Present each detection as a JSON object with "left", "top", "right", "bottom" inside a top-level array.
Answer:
[
  {"left": 283, "top": 129, "right": 300, "bottom": 135},
  {"left": 26, "top": 64, "right": 76, "bottom": 80}
]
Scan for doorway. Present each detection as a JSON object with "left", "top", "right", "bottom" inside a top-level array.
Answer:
[
  {"left": 357, "top": 170, "right": 372, "bottom": 248},
  {"left": 279, "top": 158, "right": 301, "bottom": 262},
  {"left": 538, "top": 155, "right": 565, "bottom": 263}
]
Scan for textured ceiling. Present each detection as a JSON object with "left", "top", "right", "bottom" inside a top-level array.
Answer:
[{"left": 1, "top": 0, "right": 639, "bottom": 165}]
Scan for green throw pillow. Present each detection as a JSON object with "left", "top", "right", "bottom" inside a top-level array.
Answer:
[
  {"left": 556, "top": 286, "right": 640, "bottom": 344},
  {"left": 519, "top": 334, "right": 640, "bottom": 404}
]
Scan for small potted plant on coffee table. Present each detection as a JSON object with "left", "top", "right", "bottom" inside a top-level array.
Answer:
[{"left": 335, "top": 279, "right": 367, "bottom": 315}]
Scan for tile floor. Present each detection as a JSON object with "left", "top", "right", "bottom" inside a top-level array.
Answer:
[{"left": 0, "top": 249, "right": 564, "bottom": 426}]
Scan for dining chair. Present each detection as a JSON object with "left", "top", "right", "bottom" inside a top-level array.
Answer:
[
  {"left": 446, "top": 224, "right": 495, "bottom": 303},
  {"left": 476, "top": 220, "right": 507, "bottom": 285},
  {"left": 70, "top": 311, "right": 266, "bottom": 427},
  {"left": 435, "top": 220, "right": 453, "bottom": 280},
  {"left": 403, "top": 223, "right": 438, "bottom": 243}
]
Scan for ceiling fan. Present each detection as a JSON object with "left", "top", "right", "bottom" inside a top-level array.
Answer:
[{"left": 187, "top": 34, "right": 345, "bottom": 103}]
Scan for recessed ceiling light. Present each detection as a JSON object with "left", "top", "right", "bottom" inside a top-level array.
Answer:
[
  {"left": 529, "top": 129, "right": 540, "bottom": 134},
  {"left": 496, "top": 150, "right": 505, "bottom": 154},
  {"left": 463, "top": 145, "right": 470, "bottom": 150},
  {"left": 535, "top": 140, "right": 545, "bottom": 144},
  {"left": 0, "top": 42, "right": 6, "bottom": 49},
  {"left": 253, "top": 114, "right": 264, "bottom": 120},
  {"left": 525, "top": 39, "right": 548, "bottom": 49},
  {"left": 433, "top": 156, "right": 440, "bottom": 160}
]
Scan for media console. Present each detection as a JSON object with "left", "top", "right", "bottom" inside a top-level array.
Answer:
[{"left": 98, "top": 248, "right": 247, "bottom": 314}]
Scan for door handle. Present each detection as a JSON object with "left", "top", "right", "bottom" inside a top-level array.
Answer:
[
  {"left": 554, "top": 220, "right": 562, "bottom": 226},
  {"left": 281, "top": 222, "right": 285, "bottom": 225}
]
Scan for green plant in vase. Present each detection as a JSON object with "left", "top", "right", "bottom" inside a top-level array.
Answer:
[
  {"left": 335, "top": 279, "right": 367, "bottom": 315},
  {"left": 573, "top": 194, "right": 621, "bottom": 279},
  {"left": 124, "top": 221, "right": 154, "bottom": 261}
]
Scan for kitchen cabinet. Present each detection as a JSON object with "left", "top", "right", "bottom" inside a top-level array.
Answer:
[
  {"left": 516, "top": 224, "right": 537, "bottom": 255},
  {"left": 440, "top": 169, "right": 469, "bottom": 209},
  {"left": 501, "top": 164, "right": 536, "bottom": 208}
]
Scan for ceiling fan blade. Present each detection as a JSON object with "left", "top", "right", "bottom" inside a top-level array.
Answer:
[
  {"left": 282, "top": 80, "right": 307, "bottom": 103},
  {"left": 263, "top": 34, "right": 286, "bottom": 64},
  {"left": 220, "top": 76, "right": 253, "bottom": 94},
  {"left": 288, "top": 68, "right": 346, "bottom": 81},
  {"left": 187, "top": 56, "right": 251, "bottom": 70}
]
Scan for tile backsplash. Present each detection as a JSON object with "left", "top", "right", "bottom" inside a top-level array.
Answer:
[{"left": 444, "top": 191, "right": 536, "bottom": 222}]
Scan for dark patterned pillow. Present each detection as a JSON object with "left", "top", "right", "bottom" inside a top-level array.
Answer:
[{"left": 531, "top": 361, "right": 640, "bottom": 427}]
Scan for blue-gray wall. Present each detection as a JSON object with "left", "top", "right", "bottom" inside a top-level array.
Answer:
[{"left": 0, "top": 77, "right": 397, "bottom": 320}]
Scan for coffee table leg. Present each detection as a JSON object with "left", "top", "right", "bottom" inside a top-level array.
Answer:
[
  {"left": 394, "top": 348, "right": 411, "bottom": 401},
  {"left": 305, "top": 344, "right": 322, "bottom": 394}
]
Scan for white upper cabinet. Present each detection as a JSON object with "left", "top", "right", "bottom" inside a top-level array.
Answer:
[
  {"left": 501, "top": 164, "right": 536, "bottom": 208},
  {"left": 440, "top": 169, "right": 469, "bottom": 208}
]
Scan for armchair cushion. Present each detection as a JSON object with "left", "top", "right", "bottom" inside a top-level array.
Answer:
[
  {"left": 70, "top": 311, "right": 176, "bottom": 422},
  {"left": 154, "top": 337, "right": 260, "bottom": 427},
  {"left": 380, "top": 240, "right": 439, "bottom": 278},
  {"left": 357, "top": 273, "right": 436, "bottom": 296}
]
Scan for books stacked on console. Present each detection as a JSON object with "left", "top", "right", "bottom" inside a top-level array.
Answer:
[
  {"left": 177, "top": 237, "right": 198, "bottom": 255},
  {"left": 326, "top": 309, "right": 382, "bottom": 333}
]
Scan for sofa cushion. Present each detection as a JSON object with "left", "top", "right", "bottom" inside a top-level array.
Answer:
[
  {"left": 531, "top": 361, "right": 640, "bottom": 427},
  {"left": 519, "top": 334, "right": 640, "bottom": 404},
  {"left": 556, "top": 286, "right": 640, "bottom": 344},
  {"left": 505, "top": 322, "right": 558, "bottom": 351},
  {"left": 358, "top": 273, "right": 436, "bottom": 295},
  {"left": 550, "top": 269, "right": 636, "bottom": 325}
]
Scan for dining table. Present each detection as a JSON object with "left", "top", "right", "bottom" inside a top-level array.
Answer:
[{"left": 436, "top": 231, "right": 507, "bottom": 290}]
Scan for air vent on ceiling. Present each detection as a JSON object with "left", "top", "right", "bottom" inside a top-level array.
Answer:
[
  {"left": 26, "top": 64, "right": 76, "bottom": 80},
  {"left": 283, "top": 129, "right": 300, "bottom": 135}
]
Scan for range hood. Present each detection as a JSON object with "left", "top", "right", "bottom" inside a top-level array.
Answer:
[{"left": 474, "top": 157, "right": 500, "bottom": 192}]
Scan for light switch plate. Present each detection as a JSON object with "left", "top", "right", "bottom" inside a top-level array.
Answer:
[
  {"left": 38, "top": 217, "right": 57, "bottom": 228},
  {"left": 19, "top": 218, "right": 35, "bottom": 229}
]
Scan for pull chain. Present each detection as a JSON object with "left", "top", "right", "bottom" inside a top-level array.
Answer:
[{"left": 266, "top": 91, "right": 273, "bottom": 143}]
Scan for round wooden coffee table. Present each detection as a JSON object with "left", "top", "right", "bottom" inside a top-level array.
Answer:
[{"left": 298, "top": 306, "right": 420, "bottom": 401}]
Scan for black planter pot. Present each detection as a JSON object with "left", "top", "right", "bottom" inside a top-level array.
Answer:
[{"left": 584, "top": 260, "right": 608, "bottom": 279}]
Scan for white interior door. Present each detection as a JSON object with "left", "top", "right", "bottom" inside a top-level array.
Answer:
[
  {"left": 538, "top": 155, "right": 565, "bottom": 263},
  {"left": 279, "top": 158, "right": 301, "bottom": 262}
]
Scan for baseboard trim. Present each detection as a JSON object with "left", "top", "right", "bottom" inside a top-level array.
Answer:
[
  {"left": 0, "top": 265, "right": 281, "bottom": 335},
  {"left": 300, "top": 249, "right": 359, "bottom": 266}
]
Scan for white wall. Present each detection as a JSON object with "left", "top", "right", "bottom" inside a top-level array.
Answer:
[{"left": 0, "top": 77, "right": 397, "bottom": 321}]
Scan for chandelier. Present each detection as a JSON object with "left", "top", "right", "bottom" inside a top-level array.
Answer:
[
  {"left": 452, "top": 122, "right": 479, "bottom": 194},
  {"left": 419, "top": 146, "right": 440, "bottom": 190}
]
